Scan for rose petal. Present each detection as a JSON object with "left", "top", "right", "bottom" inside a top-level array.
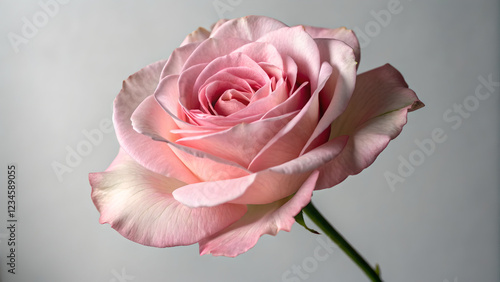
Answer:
[
  {"left": 316, "top": 64, "right": 424, "bottom": 190},
  {"left": 175, "top": 111, "right": 296, "bottom": 167},
  {"left": 181, "top": 37, "right": 250, "bottom": 72},
  {"left": 233, "top": 41, "right": 284, "bottom": 71},
  {"left": 210, "top": 15, "right": 288, "bottom": 42},
  {"left": 193, "top": 53, "right": 268, "bottom": 97},
  {"left": 198, "top": 171, "right": 319, "bottom": 257},
  {"left": 210, "top": 19, "right": 229, "bottom": 33},
  {"left": 178, "top": 64, "right": 206, "bottom": 112},
  {"left": 304, "top": 26, "right": 361, "bottom": 65},
  {"left": 258, "top": 57, "right": 308, "bottom": 120},
  {"left": 302, "top": 38, "right": 358, "bottom": 153},
  {"left": 154, "top": 74, "right": 187, "bottom": 123},
  {"left": 257, "top": 25, "right": 321, "bottom": 91},
  {"left": 199, "top": 70, "right": 257, "bottom": 115},
  {"left": 283, "top": 55, "right": 298, "bottom": 96},
  {"left": 161, "top": 43, "right": 200, "bottom": 79},
  {"left": 172, "top": 136, "right": 347, "bottom": 208},
  {"left": 131, "top": 95, "right": 180, "bottom": 143},
  {"left": 180, "top": 27, "right": 210, "bottom": 47},
  {"left": 168, "top": 144, "right": 250, "bottom": 181},
  {"left": 90, "top": 149, "right": 247, "bottom": 247},
  {"left": 186, "top": 108, "right": 263, "bottom": 128},
  {"left": 249, "top": 62, "right": 333, "bottom": 171},
  {"left": 114, "top": 60, "right": 198, "bottom": 183},
  {"left": 226, "top": 77, "right": 289, "bottom": 120},
  {"left": 131, "top": 102, "right": 251, "bottom": 181}
]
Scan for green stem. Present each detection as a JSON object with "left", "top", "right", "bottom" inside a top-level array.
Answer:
[{"left": 302, "top": 201, "right": 383, "bottom": 282}]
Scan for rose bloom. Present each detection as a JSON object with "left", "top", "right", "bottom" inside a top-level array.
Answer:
[{"left": 90, "top": 16, "right": 423, "bottom": 257}]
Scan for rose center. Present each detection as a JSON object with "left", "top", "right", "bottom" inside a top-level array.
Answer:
[{"left": 213, "top": 89, "right": 251, "bottom": 116}]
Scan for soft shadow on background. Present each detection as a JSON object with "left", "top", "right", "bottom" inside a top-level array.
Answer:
[{"left": 0, "top": 0, "right": 498, "bottom": 281}]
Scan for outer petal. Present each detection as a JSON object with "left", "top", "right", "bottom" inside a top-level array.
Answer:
[
  {"left": 302, "top": 38, "right": 358, "bottom": 153},
  {"left": 209, "top": 15, "right": 288, "bottom": 42},
  {"left": 303, "top": 26, "right": 361, "bottom": 65},
  {"left": 113, "top": 61, "right": 198, "bottom": 183},
  {"left": 316, "top": 64, "right": 424, "bottom": 190},
  {"left": 198, "top": 171, "right": 319, "bottom": 257},
  {"left": 210, "top": 18, "right": 229, "bottom": 33},
  {"left": 172, "top": 135, "right": 347, "bottom": 208},
  {"left": 180, "top": 27, "right": 210, "bottom": 46},
  {"left": 90, "top": 149, "right": 247, "bottom": 247},
  {"left": 161, "top": 43, "right": 200, "bottom": 79}
]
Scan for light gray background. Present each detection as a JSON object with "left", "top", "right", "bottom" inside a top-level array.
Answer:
[{"left": 1, "top": 0, "right": 498, "bottom": 281}]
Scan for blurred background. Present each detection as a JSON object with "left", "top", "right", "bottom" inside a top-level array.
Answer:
[{"left": 0, "top": 0, "right": 498, "bottom": 281}]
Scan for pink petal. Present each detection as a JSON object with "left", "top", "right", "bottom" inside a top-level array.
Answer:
[
  {"left": 258, "top": 62, "right": 307, "bottom": 120},
  {"left": 131, "top": 100, "right": 250, "bottom": 181},
  {"left": 236, "top": 78, "right": 288, "bottom": 112},
  {"left": 185, "top": 108, "right": 263, "bottom": 128},
  {"left": 181, "top": 37, "right": 249, "bottom": 72},
  {"left": 233, "top": 41, "right": 284, "bottom": 71},
  {"left": 168, "top": 143, "right": 250, "bottom": 181},
  {"left": 90, "top": 149, "right": 247, "bottom": 247},
  {"left": 316, "top": 64, "right": 424, "bottom": 190},
  {"left": 175, "top": 111, "right": 296, "bottom": 168},
  {"left": 283, "top": 55, "right": 298, "bottom": 96},
  {"left": 113, "top": 60, "right": 198, "bottom": 183},
  {"left": 178, "top": 64, "right": 206, "bottom": 112},
  {"left": 153, "top": 74, "right": 185, "bottom": 122},
  {"left": 209, "top": 19, "right": 229, "bottom": 33},
  {"left": 198, "top": 70, "right": 256, "bottom": 115},
  {"left": 180, "top": 27, "right": 210, "bottom": 46},
  {"left": 249, "top": 62, "right": 332, "bottom": 171},
  {"left": 304, "top": 26, "right": 361, "bottom": 65},
  {"left": 131, "top": 95, "right": 180, "bottom": 143},
  {"left": 198, "top": 171, "right": 319, "bottom": 257},
  {"left": 193, "top": 53, "right": 268, "bottom": 97},
  {"left": 153, "top": 75, "right": 226, "bottom": 133},
  {"left": 160, "top": 43, "right": 200, "bottom": 79},
  {"left": 172, "top": 136, "right": 346, "bottom": 208},
  {"left": 210, "top": 15, "right": 287, "bottom": 42},
  {"left": 257, "top": 26, "right": 321, "bottom": 91},
  {"left": 302, "top": 38, "right": 358, "bottom": 153}
]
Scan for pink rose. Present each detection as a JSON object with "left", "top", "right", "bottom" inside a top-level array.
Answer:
[{"left": 90, "top": 16, "right": 423, "bottom": 257}]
